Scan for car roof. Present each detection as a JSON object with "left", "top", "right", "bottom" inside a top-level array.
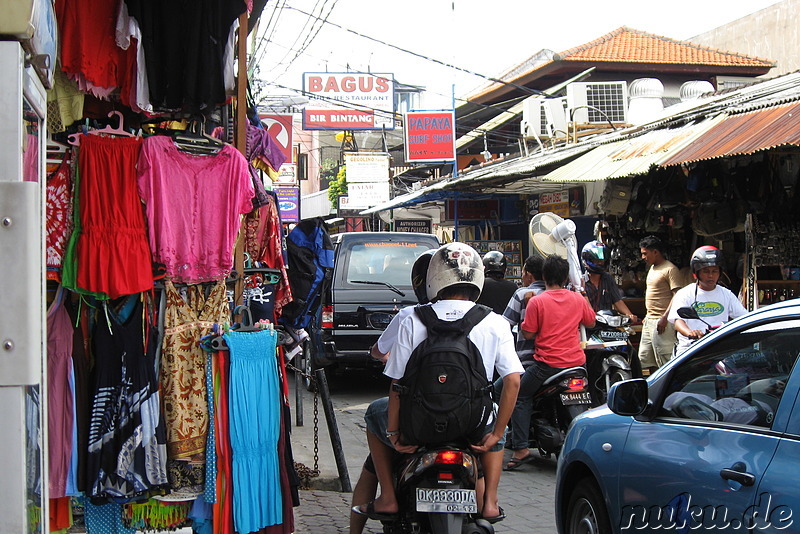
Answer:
[{"left": 332, "top": 232, "right": 439, "bottom": 244}]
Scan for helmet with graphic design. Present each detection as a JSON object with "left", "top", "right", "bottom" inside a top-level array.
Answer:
[
  {"left": 426, "top": 242, "right": 484, "bottom": 302},
  {"left": 690, "top": 245, "right": 724, "bottom": 274},
  {"left": 411, "top": 249, "right": 436, "bottom": 304},
  {"left": 581, "top": 240, "right": 610, "bottom": 274},
  {"left": 482, "top": 251, "right": 508, "bottom": 278}
]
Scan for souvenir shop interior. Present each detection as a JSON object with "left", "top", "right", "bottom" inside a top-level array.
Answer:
[{"left": 4, "top": 2, "right": 306, "bottom": 534}]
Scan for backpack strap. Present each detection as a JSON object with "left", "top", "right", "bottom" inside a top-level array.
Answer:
[{"left": 414, "top": 303, "right": 492, "bottom": 336}]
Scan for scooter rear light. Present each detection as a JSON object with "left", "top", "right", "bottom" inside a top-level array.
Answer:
[
  {"left": 438, "top": 472, "right": 454, "bottom": 480},
  {"left": 435, "top": 451, "right": 463, "bottom": 465},
  {"left": 321, "top": 305, "right": 333, "bottom": 329},
  {"left": 566, "top": 377, "right": 586, "bottom": 391}
]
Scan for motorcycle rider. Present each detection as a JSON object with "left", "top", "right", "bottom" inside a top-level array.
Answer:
[
  {"left": 353, "top": 242, "right": 522, "bottom": 523},
  {"left": 581, "top": 240, "right": 638, "bottom": 321},
  {"left": 350, "top": 249, "right": 435, "bottom": 534},
  {"left": 477, "top": 250, "right": 519, "bottom": 315},
  {"left": 506, "top": 255, "right": 595, "bottom": 470},
  {"left": 667, "top": 245, "right": 747, "bottom": 354}
]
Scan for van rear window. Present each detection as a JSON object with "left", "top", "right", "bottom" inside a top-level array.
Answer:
[{"left": 346, "top": 243, "right": 434, "bottom": 286}]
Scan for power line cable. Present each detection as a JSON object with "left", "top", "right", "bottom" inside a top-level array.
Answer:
[{"left": 283, "top": 5, "right": 544, "bottom": 97}]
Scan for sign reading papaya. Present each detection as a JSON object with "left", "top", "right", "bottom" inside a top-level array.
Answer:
[
  {"left": 302, "top": 72, "right": 395, "bottom": 130},
  {"left": 404, "top": 110, "right": 456, "bottom": 162}
]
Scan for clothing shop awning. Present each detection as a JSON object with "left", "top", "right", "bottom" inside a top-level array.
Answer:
[
  {"left": 660, "top": 101, "right": 800, "bottom": 166},
  {"left": 539, "top": 117, "right": 725, "bottom": 183}
]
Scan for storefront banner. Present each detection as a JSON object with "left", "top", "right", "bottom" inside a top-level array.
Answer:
[
  {"left": 302, "top": 72, "right": 395, "bottom": 130},
  {"left": 528, "top": 187, "right": 584, "bottom": 218},
  {"left": 276, "top": 187, "right": 300, "bottom": 222},
  {"left": 344, "top": 182, "right": 391, "bottom": 209},
  {"left": 344, "top": 153, "right": 390, "bottom": 183},
  {"left": 404, "top": 110, "right": 456, "bottom": 162},
  {"left": 259, "top": 114, "right": 293, "bottom": 162},
  {"left": 395, "top": 219, "right": 432, "bottom": 234}
]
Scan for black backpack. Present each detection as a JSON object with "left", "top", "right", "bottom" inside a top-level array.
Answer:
[{"left": 394, "top": 304, "right": 494, "bottom": 446}]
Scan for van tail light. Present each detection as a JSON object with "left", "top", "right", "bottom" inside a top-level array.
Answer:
[
  {"left": 322, "top": 305, "right": 334, "bottom": 329},
  {"left": 566, "top": 377, "right": 587, "bottom": 392}
]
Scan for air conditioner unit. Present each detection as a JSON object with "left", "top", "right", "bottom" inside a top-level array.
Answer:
[
  {"left": 567, "top": 81, "right": 628, "bottom": 125},
  {"left": 521, "top": 96, "right": 568, "bottom": 138}
]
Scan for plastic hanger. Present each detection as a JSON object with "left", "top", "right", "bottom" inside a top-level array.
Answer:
[
  {"left": 67, "top": 111, "right": 133, "bottom": 146},
  {"left": 171, "top": 117, "right": 224, "bottom": 155}
]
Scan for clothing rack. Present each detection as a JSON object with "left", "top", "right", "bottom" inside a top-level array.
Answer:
[{"left": 205, "top": 305, "right": 290, "bottom": 351}]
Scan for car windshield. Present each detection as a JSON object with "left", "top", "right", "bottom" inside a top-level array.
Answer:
[{"left": 346, "top": 242, "right": 432, "bottom": 287}]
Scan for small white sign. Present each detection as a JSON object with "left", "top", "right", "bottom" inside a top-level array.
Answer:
[
  {"left": 275, "top": 163, "right": 297, "bottom": 185},
  {"left": 345, "top": 153, "right": 390, "bottom": 183},
  {"left": 346, "top": 182, "right": 391, "bottom": 208}
]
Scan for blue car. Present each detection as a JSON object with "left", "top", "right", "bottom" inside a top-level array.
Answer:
[{"left": 556, "top": 299, "right": 800, "bottom": 534}]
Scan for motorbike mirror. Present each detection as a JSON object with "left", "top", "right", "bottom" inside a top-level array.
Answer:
[
  {"left": 607, "top": 378, "right": 648, "bottom": 416},
  {"left": 677, "top": 307, "right": 700, "bottom": 320}
]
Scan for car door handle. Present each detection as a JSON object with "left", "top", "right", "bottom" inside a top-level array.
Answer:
[{"left": 720, "top": 462, "right": 755, "bottom": 487}]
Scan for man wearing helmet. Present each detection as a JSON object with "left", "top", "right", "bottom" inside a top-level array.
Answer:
[
  {"left": 667, "top": 245, "right": 747, "bottom": 353},
  {"left": 638, "top": 235, "right": 684, "bottom": 374},
  {"left": 581, "top": 240, "right": 638, "bottom": 321},
  {"left": 354, "top": 243, "right": 523, "bottom": 523},
  {"left": 477, "top": 251, "right": 519, "bottom": 315}
]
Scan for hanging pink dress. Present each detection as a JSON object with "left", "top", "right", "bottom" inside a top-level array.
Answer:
[{"left": 137, "top": 135, "right": 254, "bottom": 283}]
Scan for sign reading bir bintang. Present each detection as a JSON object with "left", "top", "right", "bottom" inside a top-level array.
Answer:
[
  {"left": 302, "top": 72, "right": 395, "bottom": 130},
  {"left": 404, "top": 110, "right": 456, "bottom": 162}
]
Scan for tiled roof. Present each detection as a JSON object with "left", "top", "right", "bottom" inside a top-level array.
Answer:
[{"left": 558, "top": 27, "right": 774, "bottom": 67}]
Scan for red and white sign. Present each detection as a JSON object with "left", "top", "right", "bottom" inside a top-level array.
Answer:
[
  {"left": 259, "top": 114, "right": 293, "bottom": 161},
  {"left": 302, "top": 72, "right": 395, "bottom": 130},
  {"left": 404, "top": 110, "right": 456, "bottom": 162}
]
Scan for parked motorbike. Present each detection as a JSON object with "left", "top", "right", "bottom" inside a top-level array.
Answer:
[
  {"left": 583, "top": 309, "right": 640, "bottom": 406},
  {"left": 381, "top": 443, "right": 497, "bottom": 534},
  {"left": 527, "top": 366, "right": 592, "bottom": 458}
]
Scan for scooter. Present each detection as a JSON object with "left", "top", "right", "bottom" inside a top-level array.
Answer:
[
  {"left": 528, "top": 366, "right": 592, "bottom": 458},
  {"left": 583, "top": 309, "right": 640, "bottom": 406},
  {"left": 382, "top": 443, "right": 497, "bottom": 534}
]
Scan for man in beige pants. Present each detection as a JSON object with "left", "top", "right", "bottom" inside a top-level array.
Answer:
[{"left": 638, "top": 236, "right": 683, "bottom": 374}]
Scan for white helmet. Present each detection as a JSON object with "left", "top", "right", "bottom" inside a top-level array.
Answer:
[{"left": 426, "top": 242, "right": 485, "bottom": 301}]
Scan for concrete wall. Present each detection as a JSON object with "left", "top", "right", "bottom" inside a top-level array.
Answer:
[{"left": 690, "top": 0, "right": 800, "bottom": 76}]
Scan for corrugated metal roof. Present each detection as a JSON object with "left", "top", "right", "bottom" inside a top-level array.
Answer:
[
  {"left": 661, "top": 101, "right": 800, "bottom": 165},
  {"left": 539, "top": 118, "right": 724, "bottom": 182}
]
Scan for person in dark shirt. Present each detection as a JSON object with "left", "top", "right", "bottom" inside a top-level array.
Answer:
[
  {"left": 477, "top": 251, "right": 519, "bottom": 315},
  {"left": 581, "top": 241, "right": 637, "bottom": 321}
]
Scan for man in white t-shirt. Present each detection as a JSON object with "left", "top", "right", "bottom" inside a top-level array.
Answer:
[
  {"left": 353, "top": 243, "right": 522, "bottom": 525},
  {"left": 668, "top": 246, "right": 747, "bottom": 354}
]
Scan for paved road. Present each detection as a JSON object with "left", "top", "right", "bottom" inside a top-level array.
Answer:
[{"left": 287, "top": 368, "right": 559, "bottom": 533}]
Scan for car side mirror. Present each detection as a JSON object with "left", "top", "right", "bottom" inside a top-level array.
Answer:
[
  {"left": 677, "top": 307, "right": 700, "bottom": 320},
  {"left": 607, "top": 378, "right": 649, "bottom": 416}
]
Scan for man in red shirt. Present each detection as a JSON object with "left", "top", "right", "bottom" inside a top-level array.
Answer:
[{"left": 504, "top": 255, "right": 595, "bottom": 470}]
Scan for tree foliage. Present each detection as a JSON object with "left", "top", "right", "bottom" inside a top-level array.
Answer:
[{"left": 328, "top": 165, "right": 348, "bottom": 208}]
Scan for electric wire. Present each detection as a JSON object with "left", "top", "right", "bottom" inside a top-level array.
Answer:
[
  {"left": 282, "top": 5, "right": 545, "bottom": 97},
  {"left": 248, "top": 0, "right": 288, "bottom": 71}
]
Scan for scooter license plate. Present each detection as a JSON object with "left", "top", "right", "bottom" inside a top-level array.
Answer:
[
  {"left": 560, "top": 391, "right": 592, "bottom": 405},
  {"left": 416, "top": 488, "right": 478, "bottom": 514}
]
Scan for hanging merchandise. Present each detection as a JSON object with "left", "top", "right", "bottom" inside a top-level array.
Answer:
[
  {"left": 62, "top": 131, "right": 154, "bottom": 299},
  {"left": 137, "top": 135, "right": 254, "bottom": 284},
  {"left": 122, "top": 0, "right": 246, "bottom": 111},
  {"left": 222, "top": 328, "right": 283, "bottom": 533},
  {"left": 87, "top": 296, "right": 169, "bottom": 501},
  {"left": 46, "top": 148, "right": 74, "bottom": 282},
  {"left": 160, "top": 280, "right": 230, "bottom": 500}
]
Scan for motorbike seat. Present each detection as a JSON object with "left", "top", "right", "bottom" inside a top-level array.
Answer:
[{"left": 541, "top": 366, "right": 587, "bottom": 387}]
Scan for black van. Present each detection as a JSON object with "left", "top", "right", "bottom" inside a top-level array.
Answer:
[{"left": 308, "top": 231, "right": 439, "bottom": 373}]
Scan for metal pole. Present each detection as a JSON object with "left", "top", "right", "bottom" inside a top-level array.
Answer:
[{"left": 314, "top": 368, "right": 352, "bottom": 492}]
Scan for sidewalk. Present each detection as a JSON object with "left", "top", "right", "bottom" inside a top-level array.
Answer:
[{"left": 287, "top": 371, "right": 559, "bottom": 533}]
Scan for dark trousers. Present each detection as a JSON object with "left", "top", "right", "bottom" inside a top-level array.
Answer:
[{"left": 509, "top": 360, "right": 561, "bottom": 450}]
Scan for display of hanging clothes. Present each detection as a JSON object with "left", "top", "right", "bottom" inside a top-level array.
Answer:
[
  {"left": 87, "top": 296, "right": 169, "bottom": 501},
  {"left": 137, "top": 135, "right": 254, "bottom": 284},
  {"left": 222, "top": 328, "right": 283, "bottom": 533},
  {"left": 160, "top": 280, "right": 229, "bottom": 499},
  {"left": 47, "top": 286, "right": 75, "bottom": 499},
  {"left": 63, "top": 134, "right": 154, "bottom": 299},
  {"left": 243, "top": 192, "right": 292, "bottom": 319},
  {"left": 46, "top": 149, "right": 74, "bottom": 282},
  {"left": 244, "top": 124, "right": 287, "bottom": 210}
]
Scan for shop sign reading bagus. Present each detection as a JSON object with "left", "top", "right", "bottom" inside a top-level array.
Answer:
[{"left": 302, "top": 72, "right": 395, "bottom": 130}]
